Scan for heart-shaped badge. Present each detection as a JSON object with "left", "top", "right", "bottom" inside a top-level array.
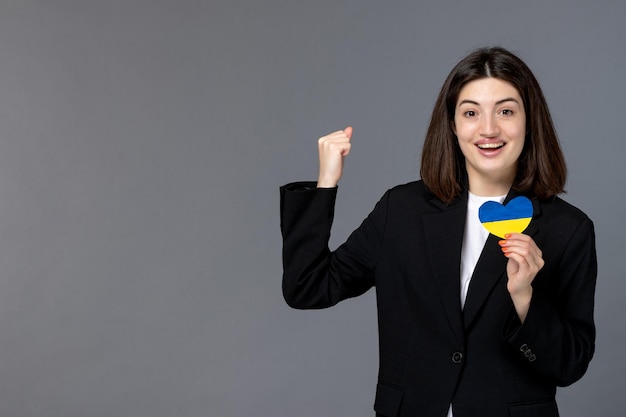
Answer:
[{"left": 478, "top": 196, "right": 533, "bottom": 239}]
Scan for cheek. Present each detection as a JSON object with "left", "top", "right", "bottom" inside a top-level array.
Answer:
[
  {"left": 453, "top": 116, "right": 476, "bottom": 139},
  {"left": 512, "top": 126, "right": 526, "bottom": 143},
  {"left": 456, "top": 139, "right": 473, "bottom": 159},
  {"left": 454, "top": 125, "right": 472, "bottom": 144},
  {"left": 514, "top": 117, "right": 526, "bottom": 138}
]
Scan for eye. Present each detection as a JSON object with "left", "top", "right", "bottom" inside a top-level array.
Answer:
[
  {"left": 500, "top": 109, "right": 514, "bottom": 116},
  {"left": 463, "top": 110, "right": 477, "bottom": 118}
]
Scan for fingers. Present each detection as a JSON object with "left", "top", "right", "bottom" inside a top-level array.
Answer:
[
  {"left": 499, "top": 233, "right": 544, "bottom": 296},
  {"left": 504, "top": 251, "right": 542, "bottom": 278},
  {"left": 499, "top": 233, "right": 544, "bottom": 270},
  {"left": 318, "top": 127, "right": 352, "bottom": 153},
  {"left": 343, "top": 126, "right": 353, "bottom": 140},
  {"left": 317, "top": 126, "right": 353, "bottom": 188}
]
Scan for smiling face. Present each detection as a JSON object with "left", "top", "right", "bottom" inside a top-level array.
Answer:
[{"left": 453, "top": 77, "right": 526, "bottom": 196}]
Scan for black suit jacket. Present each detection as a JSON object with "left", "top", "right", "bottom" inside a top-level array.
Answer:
[{"left": 280, "top": 180, "right": 596, "bottom": 417}]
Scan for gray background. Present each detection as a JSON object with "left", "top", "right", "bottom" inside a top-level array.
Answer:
[{"left": 0, "top": 0, "right": 623, "bottom": 416}]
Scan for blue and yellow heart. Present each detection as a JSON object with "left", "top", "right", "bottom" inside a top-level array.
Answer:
[{"left": 478, "top": 196, "right": 533, "bottom": 239}]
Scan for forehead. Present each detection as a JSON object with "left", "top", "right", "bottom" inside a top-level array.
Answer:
[{"left": 457, "top": 77, "right": 522, "bottom": 104}]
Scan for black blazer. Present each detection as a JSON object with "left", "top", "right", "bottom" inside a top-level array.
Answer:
[{"left": 280, "top": 181, "right": 596, "bottom": 417}]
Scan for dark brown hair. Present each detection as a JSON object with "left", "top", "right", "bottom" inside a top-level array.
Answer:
[{"left": 420, "top": 46, "right": 566, "bottom": 204}]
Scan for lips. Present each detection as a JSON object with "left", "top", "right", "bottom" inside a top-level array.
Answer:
[{"left": 476, "top": 142, "right": 505, "bottom": 150}]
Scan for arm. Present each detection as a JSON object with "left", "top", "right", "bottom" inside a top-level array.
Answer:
[
  {"left": 280, "top": 183, "right": 385, "bottom": 309},
  {"left": 279, "top": 126, "right": 384, "bottom": 309},
  {"left": 499, "top": 233, "right": 544, "bottom": 323},
  {"left": 503, "top": 218, "right": 597, "bottom": 386},
  {"left": 317, "top": 126, "right": 352, "bottom": 188}
]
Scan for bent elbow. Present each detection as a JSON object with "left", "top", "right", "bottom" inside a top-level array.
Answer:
[
  {"left": 282, "top": 275, "right": 334, "bottom": 310},
  {"left": 283, "top": 288, "right": 309, "bottom": 310},
  {"left": 555, "top": 346, "right": 595, "bottom": 387}
]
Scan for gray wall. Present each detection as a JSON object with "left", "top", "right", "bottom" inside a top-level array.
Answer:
[{"left": 0, "top": 1, "right": 623, "bottom": 416}]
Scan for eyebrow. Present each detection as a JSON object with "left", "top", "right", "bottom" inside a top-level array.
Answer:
[{"left": 457, "top": 97, "right": 521, "bottom": 107}]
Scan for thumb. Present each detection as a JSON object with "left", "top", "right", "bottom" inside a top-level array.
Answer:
[{"left": 344, "top": 126, "right": 353, "bottom": 139}]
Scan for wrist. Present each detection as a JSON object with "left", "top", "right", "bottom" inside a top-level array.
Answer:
[
  {"left": 510, "top": 287, "right": 533, "bottom": 323},
  {"left": 316, "top": 177, "right": 338, "bottom": 188}
]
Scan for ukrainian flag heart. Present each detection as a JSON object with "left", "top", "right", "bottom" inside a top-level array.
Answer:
[{"left": 478, "top": 196, "right": 533, "bottom": 239}]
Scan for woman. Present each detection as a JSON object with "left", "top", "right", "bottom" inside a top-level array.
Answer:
[{"left": 279, "top": 47, "right": 596, "bottom": 417}]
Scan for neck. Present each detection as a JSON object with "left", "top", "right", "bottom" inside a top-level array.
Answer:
[
  {"left": 467, "top": 174, "right": 514, "bottom": 197},
  {"left": 464, "top": 160, "right": 518, "bottom": 196}
]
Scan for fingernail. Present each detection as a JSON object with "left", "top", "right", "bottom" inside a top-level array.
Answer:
[
  {"left": 504, "top": 233, "right": 512, "bottom": 239},
  {"left": 498, "top": 240, "right": 506, "bottom": 246}
]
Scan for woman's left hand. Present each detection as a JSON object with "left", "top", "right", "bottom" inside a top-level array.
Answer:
[{"left": 499, "top": 233, "right": 545, "bottom": 322}]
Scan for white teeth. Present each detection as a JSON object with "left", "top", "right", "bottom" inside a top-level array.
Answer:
[{"left": 477, "top": 143, "right": 504, "bottom": 149}]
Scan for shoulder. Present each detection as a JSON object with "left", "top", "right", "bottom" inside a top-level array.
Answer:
[
  {"left": 539, "top": 195, "right": 592, "bottom": 224},
  {"left": 384, "top": 180, "right": 430, "bottom": 201},
  {"left": 536, "top": 195, "right": 595, "bottom": 239},
  {"left": 376, "top": 180, "right": 442, "bottom": 214}
]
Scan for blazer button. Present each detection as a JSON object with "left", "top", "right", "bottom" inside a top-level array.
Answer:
[{"left": 452, "top": 352, "right": 463, "bottom": 364}]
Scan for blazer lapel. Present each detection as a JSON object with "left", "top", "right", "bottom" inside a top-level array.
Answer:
[
  {"left": 462, "top": 191, "right": 541, "bottom": 329},
  {"left": 422, "top": 195, "right": 467, "bottom": 347},
  {"left": 462, "top": 234, "right": 508, "bottom": 329}
]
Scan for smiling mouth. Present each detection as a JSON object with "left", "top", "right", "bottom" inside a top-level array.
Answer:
[{"left": 476, "top": 142, "right": 505, "bottom": 150}]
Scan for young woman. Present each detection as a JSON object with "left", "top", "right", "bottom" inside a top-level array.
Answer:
[{"left": 279, "top": 47, "right": 596, "bottom": 417}]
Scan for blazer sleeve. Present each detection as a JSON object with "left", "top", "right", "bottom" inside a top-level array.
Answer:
[
  {"left": 280, "top": 182, "right": 387, "bottom": 309},
  {"left": 503, "top": 216, "right": 597, "bottom": 386}
]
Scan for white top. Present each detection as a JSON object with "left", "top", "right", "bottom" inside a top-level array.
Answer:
[
  {"left": 459, "top": 192, "right": 506, "bottom": 308},
  {"left": 447, "top": 191, "right": 506, "bottom": 417}
]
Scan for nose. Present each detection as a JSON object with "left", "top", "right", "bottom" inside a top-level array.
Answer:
[{"left": 479, "top": 114, "right": 500, "bottom": 137}]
